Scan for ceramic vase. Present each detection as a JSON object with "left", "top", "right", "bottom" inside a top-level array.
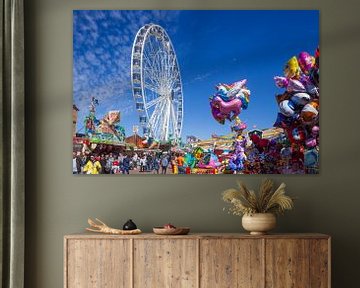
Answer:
[{"left": 242, "top": 213, "right": 276, "bottom": 235}]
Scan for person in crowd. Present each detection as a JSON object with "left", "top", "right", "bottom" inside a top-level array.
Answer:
[
  {"left": 72, "top": 152, "right": 82, "bottom": 174},
  {"left": 99, "top": 154, "right": 107, "bottom": 174},
  {"left": 136, "top": 156, "right": 141, "bottom": 171},
  {"left": 146, "top": 153, "right": 153, "bottom": 171},
  {"left": 118, "top": 152, "right": 125, "bottom": 164},
  {"left": 83, "top": 155, "right": 102, "bottom": 175},
  {"left": 102, "top": 154, "right": 111, "bottom": 174},
  {"left": 176, "top": 153, "right": 185, "bottom": 174},
  {"left": 152, "top": 157, "right": 160, "bottom": 174},
  {"left": 171, "top": 156, "right": 178, "bottom": 174},
  {"left": 81, "top": 152, "right": 88, "bottom": 172},
  {"left": 161, "top": 155, "right": 169, "bottom": 174},
  {"left": 122, "top": 154, "right": 131, "bottom": 174},
  {"left": 111, "top": 159, "right": 119, "bottom": 174},
  {"left": 132, "top": 153, "right": 138, "bottom": 170},
  {"left": 106, "top": 153, "right": 115, "bottom": 174},
  {"left": 140, "top": 155, "right": 147, "bottom": 172}
]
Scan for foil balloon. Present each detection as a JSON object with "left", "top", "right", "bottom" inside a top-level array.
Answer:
[
  {"left": 299, "top": 74, "right": 319, "bottom": 96},
  {"left": 279, "top": 99, "right": 296, "bottom": 117},
  {"left": 273, "top": 113, "right": 292, "bottom": 128},
  {"left": 298, "top": 51, "right": 315, "bottom": 74},
  {"left": 314, "top": 46, "right": 320, "bottom": 68},
  {"left": 210, "top": 103, "right": 226, "bottom": 124},
  {"left": 290, "top": 92, "right": 311, "bottom": 106},
  {"left": 287, "top": 79, "right": 306, "bottom": 93},
  {"left": 231, "top": 117, "right": 247, "bottom": 133},
  {"left": 239, "top": 90, "right": 250, "bottom": 110},
  {"left": 228, "top": 137, "right": 247, "bottom": 172},
  {"left": 193, "top": 147, "right": 205, "bottom": 160},
  {"left": 214, "top": 79, "right": 249, "bottom": 102},
  {"left": 198, "top": 153, "right": 221, "bottom": 169},
  {"left": 275, "top": 92, "right": 291, "bottom": 104},
  {"left": 284, "top": 56, "right": 301, "bottom": 79},
  {"left": 258, "top": 138, "right": 270, "bottom": 149},
  {"left": 274, "top": 76, "right": 289, "bottom": 88},
  {"left": 287, "top": 125, "right": 306, "bottom": 144},
  {"left": 305, "top": 126, "right": 319, "bottom": 148},
  {"left": 305, "top": 82, "right": 319, "bottom": 96},
  {"left": 226, "top": 79, "right": 248, "bottom": 98},
  {"left": 304, "top": 148, "right": 319, "bottom": 167},
  {"left": 310, "top": 67, "right": 319, "bottom": 87},
  {"left": 184, "top": 153, "right": 197, "bottom": 168},
  {"left": 210, "top": 96, "right": 242, "bottom": 121},
  {"left": 301, "top": 101, "right": 319, "bottom": 123},
  {"left": 215, "top": 80, "right": 247, "bottom": 101},
  {"left": 215, "top": 84, "right": 230, "bottom": 100}
]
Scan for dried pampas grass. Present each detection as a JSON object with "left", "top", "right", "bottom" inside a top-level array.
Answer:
[{"left": 222, "top": 179, "right": 294, "bottom": 216}]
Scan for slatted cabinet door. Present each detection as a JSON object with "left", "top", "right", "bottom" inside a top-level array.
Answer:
[
  {"left": 266, "top": 239, "right": 310, "bottom": 288},
  {"left": 65, "top": 239, "right": 132, "bottom": 288},
  {"left": 133, "top": 239, "right": 198, "bottom": 288},
  {"left": 200, "top": 239, "right": 264, "bottom": 288},
  {"left": 309, "top": 239, "right": 330, "bottom": 288},
  {"left": 265, "top": 238, "right": 330, "bottom": 288}
]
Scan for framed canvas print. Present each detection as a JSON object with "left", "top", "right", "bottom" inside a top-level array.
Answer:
[{"left": 72, "top": 10, "right": 319, "bottom": 175}]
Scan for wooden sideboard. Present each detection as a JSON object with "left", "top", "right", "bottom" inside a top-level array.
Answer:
[{"left": 64, "top": 233, "right": 330, "bottom": 288}]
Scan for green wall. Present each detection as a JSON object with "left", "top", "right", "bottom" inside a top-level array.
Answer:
[{"left": 25, "top": 0, "right": 360, "bottom": 287}]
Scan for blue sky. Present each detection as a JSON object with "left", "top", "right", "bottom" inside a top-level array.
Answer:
[{"left": 73, "top": 10, "right": 319, "bottom": 140}]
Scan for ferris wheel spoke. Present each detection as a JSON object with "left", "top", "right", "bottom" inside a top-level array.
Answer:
[
  {"left": 147, "top": 39, "right": 163, "bottom": 78},
  {"left": 145, "top": 96, "right": 165, "bottom": 110},
  {"left": 153, "top": 100, "right": 167, "bottom": 141},
  {"left": 143, "top": 56, "right": 162, "bottom": 88},
  {"left": 165, "top": 99, "right": 172, "bottom": 140},
  {"left": 149, "top": 100, "right": 166, "bottom": 138},
  {"left": 144, "top": 64, "right": 163, "bottom": 90},
  {"left": 149, "top": 99, "right": 165, "bottom": 128},
  {"left": 144, "top": 76, "right": 160, "bottom": 93},
  {"left": 144, "top": 71, "right": 161, "bottom": 91},
  {"left": 144, "top": 80, "right": 160, "bottom": 94},
  {"left": 170, "top": 102, "right": 178, "bottom": 137}
]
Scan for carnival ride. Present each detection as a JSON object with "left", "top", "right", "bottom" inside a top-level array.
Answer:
[{"left": 131, "top": 24, "right": 183, "bottom": 143}]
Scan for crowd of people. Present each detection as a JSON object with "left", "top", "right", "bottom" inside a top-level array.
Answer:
[{"left": 72, "top": 151, "right": 186, "bottom": 175}]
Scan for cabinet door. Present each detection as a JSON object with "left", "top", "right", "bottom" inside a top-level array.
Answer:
[
  {"left": 266, "top": 239, "right": 309, "bottom": 287},
  {"left": 66, "top": 239, "right": 131, "bottom": 288},
  {"left": 200, "top": 239, "right": 264, "bottom": 288},
  {"left": 133, "top": 239, "right": 198, "bottom": 288},
  {"left": 309, "top": 239, "right": 330, "bottom": 288}
]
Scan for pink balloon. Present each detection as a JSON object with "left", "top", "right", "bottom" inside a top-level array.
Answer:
[
  {"left": 298, "top": 52, "right": 314, "bottom": 74},
  {"left": 274, "top": 76, "right": 289, "bottom": 88},
  {"left": 287, "top": 79, "right": 306, "bottom": 93},
  {"left": 210, "top": 96, "right": 242, "bottom": 121}
]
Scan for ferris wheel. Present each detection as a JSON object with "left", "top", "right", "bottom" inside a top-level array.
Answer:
[{"left": 131, "top": 24, "right": 183, "bottom": 143}]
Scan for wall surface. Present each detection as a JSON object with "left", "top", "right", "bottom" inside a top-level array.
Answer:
[{"left": 25, "top": 0, "right": 360, "bottom": 287}]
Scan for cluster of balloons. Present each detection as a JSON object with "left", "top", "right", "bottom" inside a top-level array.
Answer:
[
  {"left": 209, "top": 79, "right": 250, "bottom": 124},
  {"left": 273, "top": 47, "right": 320, "bottom": 149},
  {"left": 228, "top": 136, "right": 247, "bottom": 172},
  {"left": 207, "top": 79, "right": 252, "bottom": 173}
]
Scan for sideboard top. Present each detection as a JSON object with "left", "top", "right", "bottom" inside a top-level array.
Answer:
[{"left": 64, "top": 232, "right": 330, "bottom": 240}]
